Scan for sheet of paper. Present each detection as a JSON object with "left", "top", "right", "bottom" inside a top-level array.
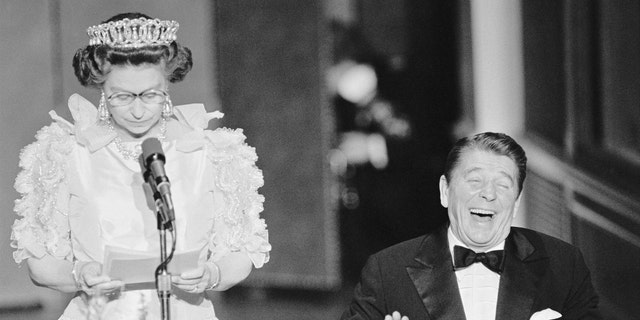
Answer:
[{"left": 103, "top": 245, "right": 202, "bottom": 285}]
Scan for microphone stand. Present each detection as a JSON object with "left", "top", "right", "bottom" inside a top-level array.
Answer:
[
  {"left": 155, "top": 199, "right": 173, "bottom": 320},
  {"left": 141, "top": 165, "right": 175, "bottom": 320}
]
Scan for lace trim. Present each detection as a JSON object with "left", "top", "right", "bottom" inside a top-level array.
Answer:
[
  {"left": 11, "top": 122, "right": 75, "bottom": 264},
  {"left": 205, "top": 128, "right": 271, "bottom": 268}
]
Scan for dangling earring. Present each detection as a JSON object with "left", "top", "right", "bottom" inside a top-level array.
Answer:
[
  {"left": 162, "top": 95, "right": 174, "bottom": 118},
  {"left": 98, "top": 90, "right": 110, "bottom": 123}
]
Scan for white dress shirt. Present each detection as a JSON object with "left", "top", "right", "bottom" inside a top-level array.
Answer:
[{"left": 448, "top": 228, "right": 505, "bottom": 320}]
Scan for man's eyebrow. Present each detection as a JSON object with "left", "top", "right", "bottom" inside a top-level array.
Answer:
[
  {"left": 462, "top": 167, "right": 515, "bottom": 182},
  {"left": 496, "top": 170, "right": 515, "bottom": 184},
  {"left": 462, "top": 167, "right": 482, "bottom": 176}
]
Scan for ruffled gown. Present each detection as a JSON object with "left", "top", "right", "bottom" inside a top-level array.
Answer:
[{"left": 10, "top": 94, "right": 271, "bottom": 320}]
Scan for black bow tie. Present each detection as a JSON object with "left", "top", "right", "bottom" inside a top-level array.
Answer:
[{"left": 453, "top": 245, "right": 505, "bottom": 274}]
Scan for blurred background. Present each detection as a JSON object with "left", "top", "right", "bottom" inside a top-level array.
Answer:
[{"left": 1, "top": 0, "right": 639, "bottom": 319}]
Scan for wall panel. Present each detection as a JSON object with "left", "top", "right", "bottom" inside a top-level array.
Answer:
[
  {"left": 216, "top": 0, "right": 340, "bottom": 289},
  {"left": 0, "top": 0, "right": 70, "bottom": 315}
]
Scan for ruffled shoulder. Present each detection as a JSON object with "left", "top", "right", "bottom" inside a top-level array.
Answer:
[
  {"left": 170, "top": 104, "right": 270, "bottom": 266},
  {"left": 11, "top": 119, "right": 76, "bottom": 264},
  {"left": 205, "top": 128, "right": 271, "bottom": 268}
]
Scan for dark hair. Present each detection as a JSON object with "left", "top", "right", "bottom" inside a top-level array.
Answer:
[
  {"left": 72, "top": 12, "right": 193, "bottom": 88},
  {"left": 443, "top": 132, "right": 527, "bottom": 194}
]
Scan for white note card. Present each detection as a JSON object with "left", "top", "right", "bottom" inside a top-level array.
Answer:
[{"left": 103, "top": 245, "right": 202, "bottom": 285}]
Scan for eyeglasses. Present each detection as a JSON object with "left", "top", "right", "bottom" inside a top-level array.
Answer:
[{"left": 107, "top": 89, "right": 168, "bottom": 107}]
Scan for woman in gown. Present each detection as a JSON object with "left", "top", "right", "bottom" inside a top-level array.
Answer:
[{"left": 10, "top": 12, "right": 271, "bottom": 319}]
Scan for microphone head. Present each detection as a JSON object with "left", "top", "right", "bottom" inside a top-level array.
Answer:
[{"left": 141, "top": 138, "right": 165, "bottom": 165}]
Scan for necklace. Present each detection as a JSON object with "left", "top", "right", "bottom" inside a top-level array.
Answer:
[{"left": 108, "top": 118, "right": 167, "bottom": 161}]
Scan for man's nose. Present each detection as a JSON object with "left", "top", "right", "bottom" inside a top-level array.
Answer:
[{"left": 480, "top": 183, "right": 497, "bottom": 201}]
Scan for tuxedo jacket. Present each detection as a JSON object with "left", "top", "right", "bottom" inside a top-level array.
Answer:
[{"left": 341, "top": 226, "right": 601, "bottom": 320}]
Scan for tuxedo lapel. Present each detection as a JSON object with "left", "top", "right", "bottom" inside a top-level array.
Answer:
[
  {"left": 406, "top": 228, "right": 466, "bottom": 320},
  {"left": 496, "top": 228, "right": 549, "bottom": 320}
]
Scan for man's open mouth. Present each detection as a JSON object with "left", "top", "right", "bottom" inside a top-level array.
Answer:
[{"left": 470, "top": 208, "right": 496, "bottom": 219}]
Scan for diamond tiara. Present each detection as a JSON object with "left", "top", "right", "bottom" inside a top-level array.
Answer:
[{"left": 87, "top": 17, "right": 179, "bottom": 48}]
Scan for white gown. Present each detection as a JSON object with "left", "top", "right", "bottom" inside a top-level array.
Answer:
[{"left": 11, "top": 94, "right": 271, "bottom": 320}]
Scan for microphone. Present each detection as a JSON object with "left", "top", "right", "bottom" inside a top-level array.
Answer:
[{"left": 140, "top": 138, "right": 175, "bottom": 226}]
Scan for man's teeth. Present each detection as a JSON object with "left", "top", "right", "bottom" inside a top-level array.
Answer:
[{"left": 470, "top": 209, "right": 495, "bottom": 217}]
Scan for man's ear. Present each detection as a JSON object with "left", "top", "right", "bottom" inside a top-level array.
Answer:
[
  {"left": 513, "top": 193, "right": 523, "bottom": 218},
  {"left": 439, "top": 175, "right": 449, "bottom": 208}
]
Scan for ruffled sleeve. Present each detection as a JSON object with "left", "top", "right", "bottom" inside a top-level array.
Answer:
[
  {"left": 204, "top": 128, "right": 271, "bottom": 268},
  {"left": 11, "top": 117, "right": 76, "bottom": 264}
]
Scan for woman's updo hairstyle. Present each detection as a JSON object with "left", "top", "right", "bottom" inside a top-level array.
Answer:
[{"left": 72, "top": 12, "right": 193, "bottom": 88}]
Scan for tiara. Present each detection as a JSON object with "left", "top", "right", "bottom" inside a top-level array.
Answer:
[{"left": 87, "top": 17, "right": 179, "bottom": 48}]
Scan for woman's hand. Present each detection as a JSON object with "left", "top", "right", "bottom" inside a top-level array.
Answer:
[
  {"left": 75, "top": 261, "right": 124, "bottom": 294},
  {"left": 172, "top": 253, "right": 252, "bottom": 293},
  {"left": 384, "top": 311, "right": 409, "bottom": 320},
  {"left": 171, "top": 262, "right": 218, "bottom": 294}
]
